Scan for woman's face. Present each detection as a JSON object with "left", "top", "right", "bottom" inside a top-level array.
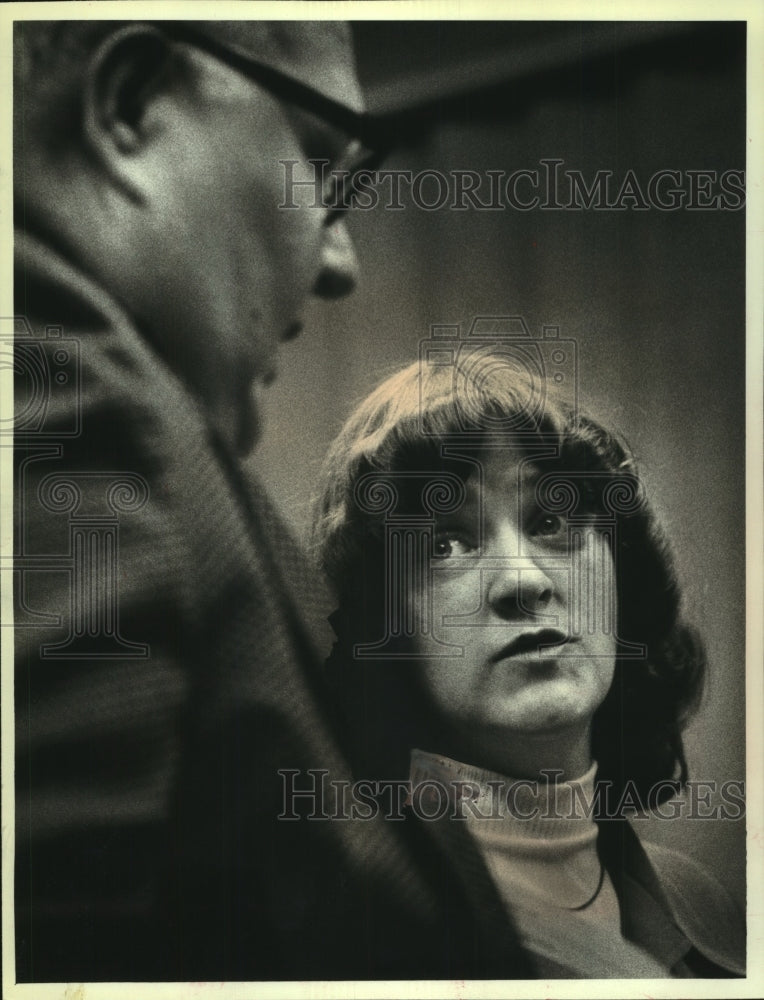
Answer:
[{"left": 408, "top": 447, "right": 617, "bottom": 761}]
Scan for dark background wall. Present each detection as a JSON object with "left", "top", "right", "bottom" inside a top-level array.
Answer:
[{"left": 252, "top": 22, "right": 746, "bottom": 907}]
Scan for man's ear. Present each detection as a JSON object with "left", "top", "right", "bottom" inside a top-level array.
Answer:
[{"left": 83, "top": 25, "right": 180, "bottom": 198}]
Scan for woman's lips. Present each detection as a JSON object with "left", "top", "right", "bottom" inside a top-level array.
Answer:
[{"left": 490, "top": 629, "right": 575, "bottom": 662}]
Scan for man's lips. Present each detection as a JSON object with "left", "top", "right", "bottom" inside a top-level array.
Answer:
[{"left": 490, "top": 629, "right": 574, "bottom": 662}]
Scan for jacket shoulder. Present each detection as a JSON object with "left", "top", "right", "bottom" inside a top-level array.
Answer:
[{"left": 642, "top": 840, "right": 746, "bottom": 975}]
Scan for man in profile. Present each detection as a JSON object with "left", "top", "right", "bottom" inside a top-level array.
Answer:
[{"left": 13, "top": 19, "right": 530, "bottom": 983}]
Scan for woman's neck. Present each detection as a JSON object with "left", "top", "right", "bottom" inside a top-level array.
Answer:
[{"left": 446, "top": 722, "right": 594, "bottom": 783}]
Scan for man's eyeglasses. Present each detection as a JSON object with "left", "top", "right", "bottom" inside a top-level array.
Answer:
[{"left": 155, "top": 22, "right": 393, "bottom": 219}]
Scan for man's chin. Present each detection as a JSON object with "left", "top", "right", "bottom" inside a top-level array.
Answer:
[
  {"left": 207, "top": 386, "right": 262, "bottom": 457},
  {"left": 235, "top": 386, "right": 263, "bottom": 456}
]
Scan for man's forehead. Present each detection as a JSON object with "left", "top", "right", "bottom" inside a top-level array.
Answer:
[{"left": 189, "top": 21, "right": 364, "bottom": 112}]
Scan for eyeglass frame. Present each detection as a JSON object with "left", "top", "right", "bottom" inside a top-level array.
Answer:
[{"left": 152, "top": 21, "right": 394, "bottom": 218}]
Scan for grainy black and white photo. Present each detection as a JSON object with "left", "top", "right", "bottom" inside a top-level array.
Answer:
[{"left": 4, "top": 4, "right": 758, "bottom": 997}]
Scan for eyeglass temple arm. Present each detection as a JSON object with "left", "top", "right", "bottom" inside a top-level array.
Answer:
[{"left": 153, "top": 20, "right": 399, "bottom": 152}]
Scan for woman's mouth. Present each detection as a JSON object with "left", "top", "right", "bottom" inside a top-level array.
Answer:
[{"left": 491, "top": 629, "right": 575, "bottom": 662}]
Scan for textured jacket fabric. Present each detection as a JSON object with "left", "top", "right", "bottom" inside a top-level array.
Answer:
[{"left": 13, "top": 232, "right": 533, "bottom": 983}]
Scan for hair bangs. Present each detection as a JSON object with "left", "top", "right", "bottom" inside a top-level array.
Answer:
[{"left": 359, "top": 357, "right": 573, "bottom": 476}]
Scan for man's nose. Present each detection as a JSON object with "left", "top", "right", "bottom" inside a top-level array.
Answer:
[
  {"left": 486, "top": 524, "right": 555, "bottom": 620},
  {"left": 313, "top": 218, "right": 359, "bottom": 299}
]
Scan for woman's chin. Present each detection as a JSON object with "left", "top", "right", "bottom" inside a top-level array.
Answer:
[{"left": 479, "top": 684, "right": 599, "bottom": 739}]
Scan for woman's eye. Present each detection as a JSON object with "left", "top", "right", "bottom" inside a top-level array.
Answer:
[
  {"left": 432, "top": 534, "right": 474, "bottom": 559},
  {"left": 530, "top": 513, "right": 566, "bottom": 538}
]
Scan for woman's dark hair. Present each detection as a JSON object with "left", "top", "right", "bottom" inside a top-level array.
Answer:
[{"left": 312, "top": 350, "right": 705, "bottom": 811}]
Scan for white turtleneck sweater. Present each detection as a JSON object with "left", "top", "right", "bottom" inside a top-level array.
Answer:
[{"left": 409, "top": 749, "right": 673, "bottom": 978}]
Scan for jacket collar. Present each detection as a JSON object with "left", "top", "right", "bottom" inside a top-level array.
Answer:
[{"left": 597, "top": 819, "right": 690, "bottom": 968}]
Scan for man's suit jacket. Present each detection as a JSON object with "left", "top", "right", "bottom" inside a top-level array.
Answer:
[{"left": 13, "top": 231, "right": 532, "bottom": 983}]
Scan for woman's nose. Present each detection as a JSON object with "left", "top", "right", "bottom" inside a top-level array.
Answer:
[{"left": 485, "top": 525, "right": 555, "bottom": 620}]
